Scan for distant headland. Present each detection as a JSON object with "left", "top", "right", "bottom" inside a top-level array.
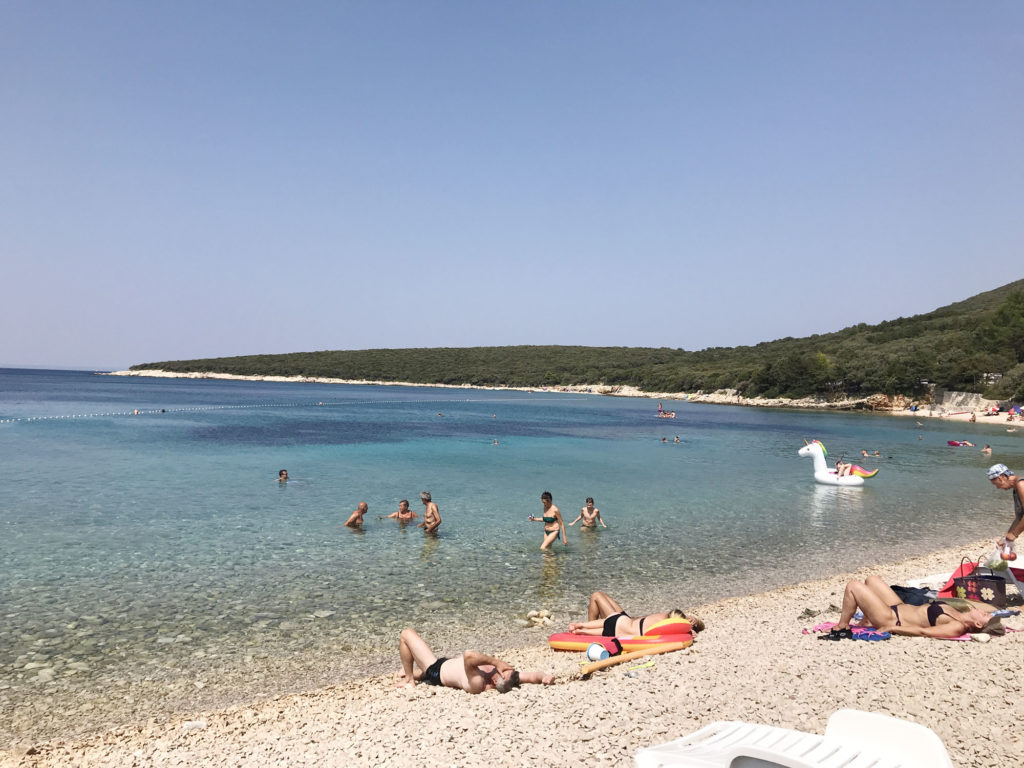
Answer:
[{"left": 116, "top": 279, "right": 1024, "bottom": 410}]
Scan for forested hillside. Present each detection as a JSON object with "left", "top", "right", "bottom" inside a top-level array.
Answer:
[{"left": 133, "top": 280, "right": 1024, "bottom": 401}]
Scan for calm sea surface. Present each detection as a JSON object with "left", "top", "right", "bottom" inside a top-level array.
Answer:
[{"left": 1, "top": 368, "right": 1019, "bottom": 742}]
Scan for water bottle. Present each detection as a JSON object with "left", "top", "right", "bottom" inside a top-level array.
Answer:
[{"left": 1001, "top": 540, "right": 1017, "bottom": 561}]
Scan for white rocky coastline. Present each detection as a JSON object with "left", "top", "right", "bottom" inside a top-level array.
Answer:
[{"left": 104, "top": 368, "right": 1007, "bottom": 423}]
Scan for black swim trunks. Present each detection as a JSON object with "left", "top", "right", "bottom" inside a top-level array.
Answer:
[{"left": 422, "top": 657, "right": 447, "bottom": 686}]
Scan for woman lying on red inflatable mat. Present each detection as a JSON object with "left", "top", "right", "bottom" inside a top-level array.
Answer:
[{"left": 567, "top": 591, "right": 705, "bottom": 636}]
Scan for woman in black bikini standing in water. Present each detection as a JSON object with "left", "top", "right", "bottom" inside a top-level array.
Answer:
[
  {"left": 566, "top": 591, "right": 705, "bottom": 636},
  {"left": 820, "top": 574, "right": 1001, "bottom": 640},
  {"left": 527, "top": 491, "right": 567, "bottom": 551}
]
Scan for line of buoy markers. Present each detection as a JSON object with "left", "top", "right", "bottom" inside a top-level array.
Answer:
[{"left": 0, "top": 396, "right": 589, "bottom": 425}]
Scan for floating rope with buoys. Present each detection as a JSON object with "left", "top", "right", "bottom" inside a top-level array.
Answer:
[{"left": 0, "top": 396, "right": 590, "bottom": 425}]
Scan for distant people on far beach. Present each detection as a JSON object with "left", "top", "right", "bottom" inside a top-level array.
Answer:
[
  {"left": 569, "top": 498, "right": 606, "bottom": 529},
  {"left": 382, "top": 499, "right": 418, "bottom": 522},
  {"left": 397, "top": 628, "right": 554, "bottom": 692},
  {"left": 527, "top": 491, "right": 566, "bottom": 550},
  {"left": 278, "top": 469, "right": 288, "bottom": 483},
  {"left": 819, "top": 575, "right": 1003, "bottom": 640},
  {"left": 345, "top": 502, "right": 369, "bottom": 528},
  {"left": 567, "top": 591, "right": 705, "bottom": 637},
  {"left": 418, "top": 491, "right": 441, "bottom": 533}
]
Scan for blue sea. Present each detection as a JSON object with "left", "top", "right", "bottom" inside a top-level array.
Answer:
[{"left": 0, "top": 368, "right": 1018, "bottom": 742}]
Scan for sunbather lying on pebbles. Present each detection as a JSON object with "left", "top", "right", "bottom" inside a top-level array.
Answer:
[
  {"left": 820, "top": 575, "right": 1004, "bottom": 640},
  {"left": 397, "top": 628, "right": 554, "bottom": 692}
]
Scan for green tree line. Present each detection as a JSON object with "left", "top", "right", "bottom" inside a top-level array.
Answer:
[{"left": 132, "top": 280, "right": 1024, "bottom": 402}]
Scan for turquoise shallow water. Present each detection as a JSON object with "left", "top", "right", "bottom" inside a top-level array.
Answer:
[{"left": 1, "top": 369, "right": 1020, "bottom": 741}]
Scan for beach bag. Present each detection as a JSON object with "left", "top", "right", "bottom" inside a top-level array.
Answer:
[{"left": 952, "top": 557, "right": 1008, "bottom": 608}]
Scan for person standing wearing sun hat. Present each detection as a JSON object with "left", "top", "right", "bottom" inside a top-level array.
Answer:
[{"left": 987, "top": 464, "right": 1024, "bottom": 555}]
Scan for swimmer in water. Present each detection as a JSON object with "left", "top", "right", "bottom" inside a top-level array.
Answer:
[
  {"left": 527, "top": 491, "right": 567, "bottom": 550},
  {"left": 278, "top": 469, "right": 288, "bottom": 483},
  {"left": 345, "top": 502, "right": 369, "bottom": 528},
  {"left": 382, "top": 499, "right": 418, "bottom": 522},
  {"left": 418, "top": 491, "right": 441, "bottom": 533},
  {"left": 568, "top": 497, "right": 606, "bottom": 529}
]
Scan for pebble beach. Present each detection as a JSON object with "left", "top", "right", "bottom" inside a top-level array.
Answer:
[{"left": 3, "top": 538, "right": 1021, "bottom": 768}]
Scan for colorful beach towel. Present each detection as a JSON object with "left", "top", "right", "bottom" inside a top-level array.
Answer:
[
  {"left": 804, "top": 622, "right": 890, "bottom": 641},
  {"left": 806, "top": 617, "right": 1019, "bottom": 642}
]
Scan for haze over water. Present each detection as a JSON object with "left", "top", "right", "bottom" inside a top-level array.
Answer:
[{"left": 1, "top": 368, "right": 1017, "bottom": 743}]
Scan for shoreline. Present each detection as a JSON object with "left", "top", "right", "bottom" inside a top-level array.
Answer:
[
  {"left": 105, "top": 369, "right": 1005, "bottom": 424},
  {"left": 4, "top": 537, "right": 1022, "bottom": 768}
]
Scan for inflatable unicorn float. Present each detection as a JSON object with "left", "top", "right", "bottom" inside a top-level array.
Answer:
[{"left": 798, "top": 439, "right": 879, "bottom": 487}]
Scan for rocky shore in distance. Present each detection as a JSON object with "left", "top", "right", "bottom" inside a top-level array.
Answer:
[{"left": 105, "top": 369, "right": 1005, "bottom": 423}]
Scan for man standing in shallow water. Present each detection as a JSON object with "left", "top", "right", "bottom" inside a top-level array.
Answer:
[
  {"left": 345, "top": 502, "right": 369, "bottom": 528},
  {"left": 569, "top": 497, "right": 607, "bottom": 528},
  {"left": 418, "top": 491, "right": 441, "bottom": 533}
]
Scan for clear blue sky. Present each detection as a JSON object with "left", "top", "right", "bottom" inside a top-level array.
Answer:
[{"left": 2, "top": 2, "right": 1021, "bottom": 369}]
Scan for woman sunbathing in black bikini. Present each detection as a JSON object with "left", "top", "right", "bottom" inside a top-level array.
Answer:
[
  {"left": 566, "top": 591, "right": 705, "bottom": 636},
  {"left": 820, "top": 575, "right": 1003, "bottom": 640}
]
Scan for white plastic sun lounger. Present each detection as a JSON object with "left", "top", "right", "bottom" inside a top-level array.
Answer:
[{"left": 635, "top": 709, "right": 954, "bottom": 768}]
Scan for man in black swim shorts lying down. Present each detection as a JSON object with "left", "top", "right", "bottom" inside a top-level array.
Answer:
[{"left": 397, "top": 628, "right": 555, "bottom": 693}]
